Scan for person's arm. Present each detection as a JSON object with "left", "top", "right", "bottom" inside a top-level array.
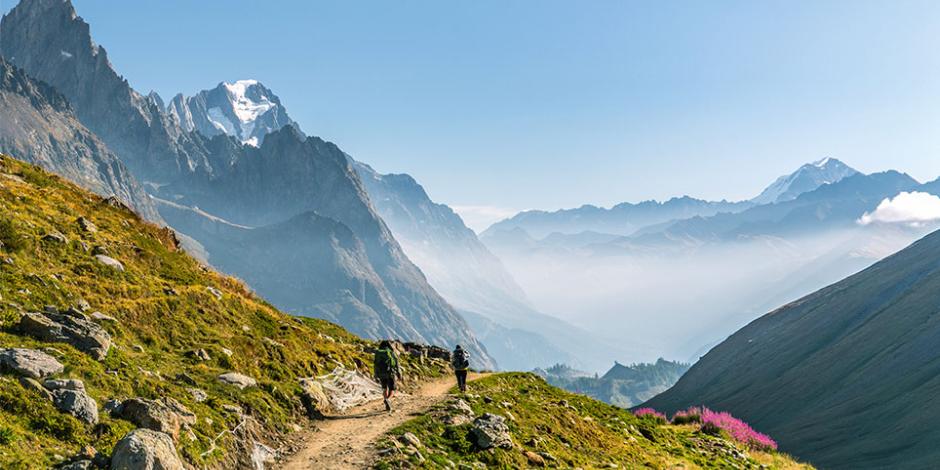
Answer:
[{"left": 395, "top": 352, "right": 403, "bottom": 379}]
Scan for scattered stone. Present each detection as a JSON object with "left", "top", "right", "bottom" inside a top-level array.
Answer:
[
  {"left": 91, "top": 245, "right": 108, "bottom": 256},
  {"left": 205, "top": 287, "right": 223, "bottom": 300},
  {"left": 400, "top": 432, "right": 422, "bottom": 448},
  {"left": 76, "top": 217, "right": 97, "bottom": 233},
  {"left": 470, "top": 413, "right": 513, "bottom": 449},
  {"left": 111, "top": 429, "right": 185, "bottom": 470},
  {"left": 483, "top": 395, "right": 493, "bottom": 404},
  {"left": 118, "top": 397, "right": 195, "bottom": 441},
  {"left": 42, "top": 231, "right": 68, "bottom": 244},
  {"left": 90, "top": 312, "right": 117, "bottom": 323},
  {"left": 133, "top": 345, "right": 145, "bottom": 353},
  {"left": 222, "top": 404, "right": 243, "bottom": 414},
  {"left": 52, "top": 387, "right": 99, "bottom": 424},
  {"left": 538, "top": 451, "right": 558, "bottom": 462},
  {"left": 2, "top": 257, "right": 13, "bottom": 265},
  {"left": 524, "top": 450, "right": 546, "bottom": 466},
  {"left": 188, "top": 388, "right": 208, "bottom": 403},
  {"left": 57, "top": 460, "right": 93, "bottom": 470},
  {"left": 190, "top": 349, "right": 210, "bottom": 361},
  {"left": 19, "top": 376, "right": 54, "bottom": 401},
  {"left": 103, "top": 399, "right": 124, "bottom": 416},
  {"left": 220, "top": 348, "right": 233, "bottom": 357},
  {"left": 0, "top": 348, "right": 64, "bottom": 378},
  {"left": 262, "top": 337, "right": 283, "bottom": 348},
  {"left": 499, "top": 401, "right": 513, "bottom": 409},
  {"left": 241, "top": 325, "right": 251, "bottom": 333},
  {"left": 17, "top": 311, "right": 112, "bottom": 360},
  {"left": 75, "top": 299, "right": 91, "bottom": 312},
  {"left": 163, "top": 287, "right": 178, "bottom": 296},
  {"left": 94, "top": 254, "right": 124, "bottom": 271},
  {"left": 218, "top": 372, "right": 257, "bottom": 389},
  {"left": 175, "top": 373, "right": 197, "bottom": 386},
  {"left": 43, "top": 378, "right": 85, "bottom": 391}
]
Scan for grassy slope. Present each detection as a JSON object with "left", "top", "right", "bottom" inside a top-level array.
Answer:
[
  {"left": 0, "top": 155, "right": 445, "bottom": 468},
  {"left": 377, "top": 373, "right": 811, "bottom": 469}
]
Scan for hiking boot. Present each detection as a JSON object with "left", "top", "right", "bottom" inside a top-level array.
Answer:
[{"left": 384, "top": 398, "right": 391, "bottom": 412}]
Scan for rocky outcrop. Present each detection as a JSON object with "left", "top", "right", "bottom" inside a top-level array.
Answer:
[
  {"left": 51, "top": 387, "right": 98, "bottom": 424},
  {"left": 17, "top": 309, "right": 111, "bottom": 360},
  {"left": 111, "top": 429, "right": 185, "bottom": 470},
  {"left": 218, "top": 372, "right": 257, "bottom": 389},
  {"left": 470, "top": 413, "right": 513, "bottom": 449},
  {"left": 0, "top": 348, "right": 63, "bottom": 378},
  {"left": 116, "top": 397, "right": 196, "bottom": 441}
]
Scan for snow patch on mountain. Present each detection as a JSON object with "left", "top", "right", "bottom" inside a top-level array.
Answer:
[{"left": 752, "top": 157, "right": 858, "bottom": 205}]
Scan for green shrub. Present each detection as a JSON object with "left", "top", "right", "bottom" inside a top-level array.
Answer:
[
  {"left": 0, "top": 218, "right": 25, "bottom": 252},
  {"left": 0, "top": 426, "right": 15, "bottom": 445}
]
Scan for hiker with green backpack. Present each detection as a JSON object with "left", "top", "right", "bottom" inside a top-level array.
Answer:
[
  {"left": 373, "top": 340, "right": 402, "bottom": 411},
  {"left": 452, "top": 344, "right": 470, "bottom": 393}
]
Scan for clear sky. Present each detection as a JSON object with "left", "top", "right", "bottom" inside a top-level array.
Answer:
[{"left": 16, "top": 0, "right": 940, "bottom": 230}]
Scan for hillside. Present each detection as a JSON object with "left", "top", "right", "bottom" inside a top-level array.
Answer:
[
  {"left": 644, "top": 227, "right": 940, "bottom": 468},
  {"left": 0, "top": 154, "right": 447, "bottom": 468},
  {"left": 374, "top": 373, "right": 810, "bottom": 469}
]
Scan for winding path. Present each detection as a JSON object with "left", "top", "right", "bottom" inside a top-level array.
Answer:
[{"left": 282, "top": 373, "right": 487, "bottom": 469}]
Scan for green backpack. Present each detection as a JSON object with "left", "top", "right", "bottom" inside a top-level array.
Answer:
[{"left": 374, "top": 348, "right": 397, "bottom": 378}]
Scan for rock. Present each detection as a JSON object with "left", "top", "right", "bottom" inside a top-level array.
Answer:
[
  {"left": 221, "top": 347, "right": 233, "bottom": 357},
  {"left": 91, "top": 245, "right": 108, "bottom": 256},
  {"left": 449, "top": 399, "right": 474, "bottom": 416},
  {"left": 19, "top": 376, "right": 54, "bottom": 401},
  {"left": 103, "top": 399, "right": 124, "bottom": 416},
  {"left": 44, "top": 378, "right": 85, "bottom": 391},
  {"left": 75, "top": 298, "right": 91, "bottom": 312},
  {"left": 90, "top": 312, "right": 117, "bottom": 323},
  {"left": 205, "top": 287, "right": 223, "bottom": 300},
  {"left": 57, "top": 460, "right": 93, "bottom": 470},
  {"left": 190, "top": 349, "right": 210, "bottom": 361},
  {"left": 175, "top": 373, "right": 197, "bottom": 386},
  {"left": 133, "top": 344, "right": 145, "bottom": 353},
  {"left": 251, "top": 442, "right": 277, "bottom": 470},
  {"left": 400, "top": 432, "right": 422, "bottom": 448},
  {"left": 524, "top": 450, "right": 546, "bottom": 466},
  {"left": 222, "top": 404, "right": 243, "bottom": 414},
  {"left": 443, "top": 413, "right": 472, "bottom": 426},
  {"left": 94, "top": 254, "right": 124, "bottom": 271},
  {"left": 537, "top": 451, "right": 557, "bottom": 462},
  {"left": 111, "top": 429, "right": 185, "bottom": 470},
  {"left": 76, "top": 217, "right": 97, "bottom": 233},
  {"left": 470, "top": 413, "right": 513, "bottom": 449},
  {"left": 42, "top": 231, "right": 68, "bottom": 244},
  {"left": 52, "top": 388, "right": 99, "bottom": 424},
  {"left": 188, "top": 388, "right": 208, "bottom": 403},
  {"left": 218, "top": 372, "right": 256, "bottom": 389},
  {"left": 298, "top": 378, "right": 331, "bottom": 417},
  {"left": 0, "top": 348, "right": 64, "bottom": 378},
  {"left": 118, "top": 397, "right": 195, "bottom": 441},
  {"left": 17, "top": 311, "right": 112, "bottom": 360},
  {"left": 262, "top": 337, "right": 283, "bottom": 347}
]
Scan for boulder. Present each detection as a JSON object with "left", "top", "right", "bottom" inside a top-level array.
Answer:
[
  {"left": 524, "top": 450, "right": 546, "bottom": 467},
  {"left": 218, "top": 372, "right": 256, "bottom": 389},
  {"left": 52, "top": 388, "right": 99, "bottom": 424},
  {"left": 298, "top": 378, "right": 331, "bottom": 417},
  {"left": 0, "top": 348, "right": 64, "bottom": 378},
  {"left": 188, "top": 388, "right": 208, "bottom": 403},
  {"left": 94, "top": 254, "right": 124, "bottom": 271},
  {"left": 42, "top": 231, "right": 67, "bottom": 244},
  {"left": 400, "top": 432, "right": 422, "bottom": 448},
  {"left": 470, "top": 413, "right": 513, "bottom": 449},
  {"left": 17, "top": 311, "right": 111, "bottom": 360},
  {"left": 76, "top": 217, "right": 97, "bottom": 233},
  {"left": 118, "top": 397, "right": 196, "bottom": 441},
  {"left": 90, "top": 312, "right": 117, "bottom": 323},
  {"left": 111, "top": 429, "right": 185, "bottom": 470},
  {"left": 44, "top": 378, "right": 85, "bottom": 391},
  {"left": 190, "top": 349, "right": 210, "bottom": 361}
]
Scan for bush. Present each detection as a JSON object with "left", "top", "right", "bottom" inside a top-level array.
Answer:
[
  {"left": 633, "top": 407, "right": 667, "bottom": 424},
  {"left": 671, "top": 407, "right": 702, "bottom": 425},
  {"left": 0, "top": 218, "right": 25, "bottom": 252},
  {"left": 699, "top": 407, "right": 777, "bottom": 451},
  {"left": 0, "top": 426, "right": 15, "bottom": 445}
]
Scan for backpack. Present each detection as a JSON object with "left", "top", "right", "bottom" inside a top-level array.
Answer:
[
  {"left": 453, "top": 348, "right": 470, "bottom": 370},
  {"left": 374, "top": 348, "right": 397, "bottom": 378}
]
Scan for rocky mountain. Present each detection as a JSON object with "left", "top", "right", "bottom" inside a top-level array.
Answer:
[
  {"left": 484, "top": 196, "right": 752, "bottom": 240},
  {"left": 1, "top": 0, "right": 494, "bottom": 368},
  {"left": 536, "top": 359, "right": 690, "bottom": 408},
  {"left": 0, "top": 57, "right": 160, "bottom": 221},
  {"left": 644, "top": 227, "right": 940, "bottom": 469},
  {"left": 167, "top": 80, "right": 299, "bottom": 147},
  {"left": 751, "top": 157, "right": 858, "bottom": 205}
]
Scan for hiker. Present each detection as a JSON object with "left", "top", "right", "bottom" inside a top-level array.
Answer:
[
  {"left": 373, "top": 340, "right": 401, "bottom": 411},
  {"left": 452, "top": 344, "right": 470, "bottom": 392}
]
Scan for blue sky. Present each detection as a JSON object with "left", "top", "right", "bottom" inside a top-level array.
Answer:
[{"left": 19, "top": 0, "right": 940, "bottom": 230}]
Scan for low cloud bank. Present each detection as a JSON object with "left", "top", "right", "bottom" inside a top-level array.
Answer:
[{"left": 859, "top": 192, "right": 940, "bottom": 226}]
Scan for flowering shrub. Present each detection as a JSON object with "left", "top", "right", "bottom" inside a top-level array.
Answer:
[
  {"left": 699, "top": 407, "right": 777, "bottom": 451},
  {"left": 633, "top": 407, "right": 667, "bottom": 424},
  {"left": 671, "top": 407, "right": 702, "bottom": 425}
]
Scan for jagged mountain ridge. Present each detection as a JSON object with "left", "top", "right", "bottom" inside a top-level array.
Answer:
[
  {"left": 167, "top": 80, "right": 299, "bottom": 147},
  {"left": 751, "top": 157, "right": 859, "bottom": 205},
  {"left": 644, "top": 227, "right": 940, "bottom": 469},
  {"left": 0, "top": 0, "right": 494, "bottom": 368},
  {"left": 0, "top": 57, "right": 160, "bottom": 221}
]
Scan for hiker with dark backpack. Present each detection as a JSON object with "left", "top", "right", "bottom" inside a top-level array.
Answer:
[
  {"left": 452, "top": 344, "right": 470, "bottom": 392},
  {"left": 373, "top": 340, "right": 402, "bottom": 412}
]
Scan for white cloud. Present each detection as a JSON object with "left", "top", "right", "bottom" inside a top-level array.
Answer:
[
  {"left": 451, "top": 205, "right": 519, "bottom": 233},
  {"left": 859, "top": 191, "right": 940, "bottom": 226}
]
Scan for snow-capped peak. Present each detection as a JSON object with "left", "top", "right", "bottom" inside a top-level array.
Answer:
[
  {"left": 752, "top": 157, "right": 859, "bottom": 205},
  {"left": 812, "top": 157, "right": 833, "bottom": 168}
]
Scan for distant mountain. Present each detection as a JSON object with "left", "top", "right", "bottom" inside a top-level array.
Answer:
[
  {"left": 167, "top": 80, "right": 299, "bottom": 147},
  {"left": 536, "top": 359, "right": 690, "bottom": 408},
  {"left": 644, "top": 227, "right": 940, "bottom": 469},
  {"left": 485, "top": 196, "right": 752, "bottom": 239},
  {"left": 1, "top": 0, "right": 495, "bottom": 368},
  {"left": 751, "top": 157, "right": 858, "bottom": 205},
  {"left": 0, "top": 57, "right": 160, "bottom": 221}
]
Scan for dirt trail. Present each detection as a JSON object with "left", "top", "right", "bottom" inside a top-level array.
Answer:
[{"left": 282, "top": 373, "right": 487, "bottom": 469}]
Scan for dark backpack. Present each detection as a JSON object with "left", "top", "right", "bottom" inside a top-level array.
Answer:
[
  {"left": 374, "top": 348, "right": 397, "bottom": 378},
  {"left": 453, "top": 348, "right": 470, "bottom": 370}
]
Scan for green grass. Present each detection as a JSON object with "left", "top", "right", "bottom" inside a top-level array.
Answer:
[
  {"left": 376, "top": 373, "right": 812, "bottom": 469},
  {"left": 0, "top": 155, "right": 448, "bottom": 467}
]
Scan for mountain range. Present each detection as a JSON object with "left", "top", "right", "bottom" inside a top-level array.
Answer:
[
  {"left": 644, "top": 225, "right": 940, "bottom": 469},
  {"left": 0, "top": 0, "right": 494, "bottom": 368}
]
